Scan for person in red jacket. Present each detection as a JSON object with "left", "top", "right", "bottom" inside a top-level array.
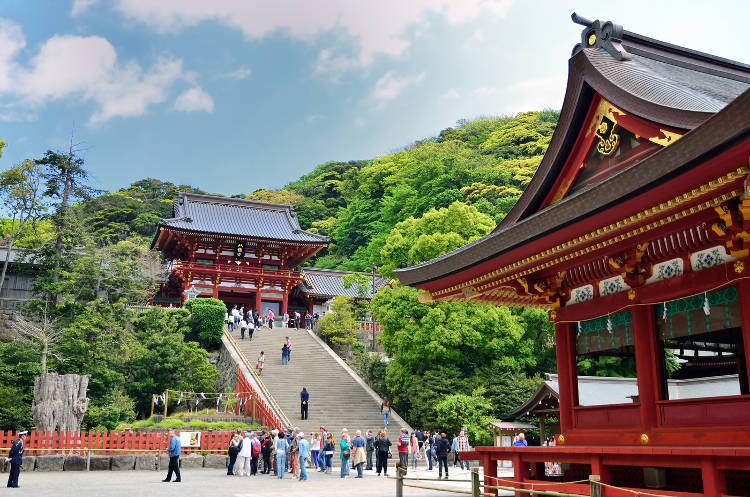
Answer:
[{"left": 397, "top": 428, "right": 409, "bottom": 470}]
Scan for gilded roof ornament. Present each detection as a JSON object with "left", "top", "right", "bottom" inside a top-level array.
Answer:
[{"left": 571, "top": 12, "right": 632, "bottom": 61}]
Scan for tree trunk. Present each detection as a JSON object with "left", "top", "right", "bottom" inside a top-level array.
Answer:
[
  {"left": 40, "top": 342, "right": 48, "bottom": 375},
  {"left": 32, "top": 373, "right": 89, "bottom": 432}
]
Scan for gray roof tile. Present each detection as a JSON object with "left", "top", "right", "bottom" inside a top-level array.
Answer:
[
  {"left": 302, "top": 268, "right": 389, "bottom": 299},
  {"left": 160, "top": 193, "right": 328, "bottom": 243}
]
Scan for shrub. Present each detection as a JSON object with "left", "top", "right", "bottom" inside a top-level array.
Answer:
[{"left": 184, "top": 297, "right": 226, "bottom": 345}]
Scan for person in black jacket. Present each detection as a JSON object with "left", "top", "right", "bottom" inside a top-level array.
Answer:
[
  {"left": 300, "top": 387, "right": 309, "bottom": 420},
  {"left": 260, "top": 432, "right": 272, "bottom": 474},
  {"left": 6, "top": 430, "right": 27, "bottom": 488},
  {"left": 374, "top": 430, "right": 392, "bottom": 476},
  {"left": 365, "top": 430, "right": 375, "bottom": 470},
  {"left": 434, "top": 432, "right": 451, "bottom": 480}
]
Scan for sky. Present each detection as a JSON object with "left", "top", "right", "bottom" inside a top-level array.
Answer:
[{"left": 1, "top": 0, "right": 748, "bottom": 195}]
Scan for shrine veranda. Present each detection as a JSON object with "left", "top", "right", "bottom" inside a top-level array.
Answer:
[{"left": 395, "top": 15, "right": 750, "bottom": 497}]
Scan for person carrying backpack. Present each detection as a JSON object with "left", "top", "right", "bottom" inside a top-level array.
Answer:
[{"left": 250, "top": 433, "right": 261, "bottom": 475}]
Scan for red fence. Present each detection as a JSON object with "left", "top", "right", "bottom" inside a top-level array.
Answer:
[
  {"left": 235, "top": 364, "right": 284, "bottom": 431},
  {"left": 0, "top": 429, "right": 234, "bottom": 455}
]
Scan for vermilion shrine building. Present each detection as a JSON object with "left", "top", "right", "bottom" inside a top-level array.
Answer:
[
  {"left": 395, "top": 15, "right": 750, "bottom": 497},
  {"left": 151, "top": 193, "right": 328, "bottom": 317}
]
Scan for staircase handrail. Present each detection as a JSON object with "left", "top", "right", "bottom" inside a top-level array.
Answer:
[{"left": 223, "top": 328, "right": 293, "bottom": 428}]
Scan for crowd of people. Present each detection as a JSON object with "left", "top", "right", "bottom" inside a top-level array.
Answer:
[
  {"left": 212, "top": 425, "right": 474, "bottom": 482},
  {"left": 226, "top": 305, "right": 319, "bottom": 333}
]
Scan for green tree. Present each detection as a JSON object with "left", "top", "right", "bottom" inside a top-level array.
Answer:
[
  {"left": 0, "top": 160, "right": 45, "bottom": 296},
  {"left": 435, "top": 388, "right": 493, "bottom": 446},
  {"left": 184, "top": 297, "right": 226, "bottom": 346},
  {"left": 316, "top": 296, "right": 358, "bottom": 346},
  {"left": 379, "top": 201, "right": 494, "bottom": 276}
]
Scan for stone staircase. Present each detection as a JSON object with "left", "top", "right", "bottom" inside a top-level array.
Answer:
[{"left": 229, "top": 324, "right": 409, "bottom": 449}]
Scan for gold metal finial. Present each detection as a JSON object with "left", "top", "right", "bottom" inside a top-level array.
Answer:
[
  {"left": 640, "top": 433, "right": 649, "bottom": 445},
  {"left": 734, "top": 260, "right": 745, "bottom": 274},
  {"left": 557, "top": 434, "right": 565, "bottom": 445},
  {"left": 588, "top": 33, "right": 596, "bottom": 46}
]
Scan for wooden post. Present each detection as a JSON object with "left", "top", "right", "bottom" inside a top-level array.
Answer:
[
  {"left": 472, "top": 467, "right": 480, "bottom": 497},
  {"left": 150, "top": 395, "right": 155, "bottom": 418},
  {"left": 632, "top": 305, "right": 659, "bottom": 432},
  {"left": 554, "top": 322, "right": 576, "bottom": 433},
  {"left": 590, "top": 475, "right": 601, "bottom": 497},
  {"left": 163, "top": 390, "right": 169, "bottom": 418},
  {"left": 701, "top": 456, "right": 727, "bottom": 497},
  {"left": 396, "top": 465, "right": 404, "bottom": 497}
]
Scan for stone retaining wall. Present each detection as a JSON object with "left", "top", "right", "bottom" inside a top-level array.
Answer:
[
  {"left": 0, "top": 454, "right": 228, "bottom": 472},
  {"left": 214, "top": 343, "right": 237, "bottom": 393}
]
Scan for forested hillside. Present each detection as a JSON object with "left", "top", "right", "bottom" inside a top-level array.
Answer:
[{"left": 0, "top": 110, "right": 559, "bottom": 438}]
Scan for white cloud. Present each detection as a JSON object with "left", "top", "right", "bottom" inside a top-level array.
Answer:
[
  {"left": 0, "top": 18, "right": 202, "bottom": 124},
  {"left": 473, "top": 87, "right": 496, "bottom": 97},
  {"left": 507, "top": 75, "right": 565, "bottom": 91},
  {"left": 219, "top": 66, "right": 252, "bottom": 80},
  {"left": 174, "top": 87, "right": 215, "bottom": 113},
  {"left": 306, "top": 114, "right": 324, "bottom": 124},
  {"left": 370, "top": 71, "right": 426, "bottom": 109},
  {"left": 114, "top": 0, "right": 512, "bottom": 78},
  {"left": 440, "top": 89, "right": 461, "bottom": 99},
  {"left": 71, "top": 0, "right": 99, "bottom": 16}
]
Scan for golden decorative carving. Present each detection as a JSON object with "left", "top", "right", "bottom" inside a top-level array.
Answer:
[
  {"left": 438, "top": 168, "right": 748, "bottom": 299},
  {"left": 628, "top": 289, "right": 636, "bottom": 301},
  {"left": 549, "top": 310, "right": 557, "bottom": 321},
  {"left": 639, "top": 433, "right": 649, "bottom": 445},
  {"left": 595, "top": 117, "right": 620, "bottom": 156},
  {"left": 735, "top": 260, "right": 745, "bottom": 274},
  {"left": 588, "top": 33, "right": 596, "bottom": 46},
  {"left": 557, "top": 434, "right": 565, "bottom": 445}
]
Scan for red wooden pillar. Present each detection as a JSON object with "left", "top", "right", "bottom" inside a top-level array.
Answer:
[
  {"left": 483, "top": 453, "right": 498, "bottom": 497},
  {"left": 255, "top": 290, "right": 262, "bottom": 313},
  {"left": 512, "top": 453, "right": 529, "bottom": 497},
  {"left": 632, "top": 305, "right": 659, "bottom": 433},
  {"left": 554, "top": 322, "right": 576, "bottom": 433},
  {"left": 306, "top": 296, "right": 314, "bottom": 315},
  {"left": 281, "top": 290, "right": 289, "bottom": 316},
  {"left": 589, "top": 454, "right": 610, "bottom": 484},
  {"left": 701, "top": 456, "right": 726, "bottom": 497},
  {"left": 736, "top": 279, "right": 750, "bottom": 386}
]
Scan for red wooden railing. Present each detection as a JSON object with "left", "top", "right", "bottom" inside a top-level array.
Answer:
[
  {"left": 0, "top": 430, "right": 234, "bottom": 455},
  {"left": 173, "top": 260, "right": 303, "bottom": 280},
  {"left": 235, "top": 364, "right": 284, "bottom": 431}
]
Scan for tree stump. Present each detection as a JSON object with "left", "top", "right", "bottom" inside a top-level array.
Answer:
[{"left": 32, "top": 373, "right": 90, "bottom": 432}]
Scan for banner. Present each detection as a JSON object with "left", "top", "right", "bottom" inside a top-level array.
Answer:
[{"left": 179, "top": 431, "right": 201, "bottom": 448}]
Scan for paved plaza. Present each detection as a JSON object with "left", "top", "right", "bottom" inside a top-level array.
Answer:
[{"left": 6, "top": 466, "right": 513, "bottom": 497}]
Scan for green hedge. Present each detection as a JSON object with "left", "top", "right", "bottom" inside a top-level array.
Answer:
[{"left": 184, "top": 297, "right": 226, "bottom": 345}]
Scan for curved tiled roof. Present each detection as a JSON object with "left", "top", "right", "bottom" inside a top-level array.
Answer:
[
  {"left": 301, "top": 268, "right": 389, "bottom": 299},
  {"left": 156, "top": 193, "right": 328, "bottom": 244},
  {"left": 394, "top": 17, "right": 750, "bottom": 288}
]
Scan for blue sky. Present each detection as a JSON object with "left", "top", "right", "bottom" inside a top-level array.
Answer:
[{"left": 1, "top": 1, "right": 748, "bottom": 195}]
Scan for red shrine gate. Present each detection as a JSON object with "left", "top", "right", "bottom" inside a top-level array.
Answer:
[
  {"left": 151, "top": 193, "right": 327, "bottom": 317},
  {"left": 395, "top": 14, "right": 750, "bottom": 497}
]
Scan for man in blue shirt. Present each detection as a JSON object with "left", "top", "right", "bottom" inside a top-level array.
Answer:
[
  {"left": 163, "top": 429, "right": 182, "bottom": 482},
  {"left": 297, "top": 433, "right": 310, "bottom": 481}
]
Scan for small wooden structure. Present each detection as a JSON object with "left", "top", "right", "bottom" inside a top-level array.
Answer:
[{"left": 487, "top": 421, "right": 536, "bottom": 447}]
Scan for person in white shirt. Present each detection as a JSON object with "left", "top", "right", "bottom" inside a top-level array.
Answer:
[
  {"left": 239, "top": 319, "right": 248, "bottom": 339},
  {"left": 237, "top": 432, "right": 252, "bottom": 476}
]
